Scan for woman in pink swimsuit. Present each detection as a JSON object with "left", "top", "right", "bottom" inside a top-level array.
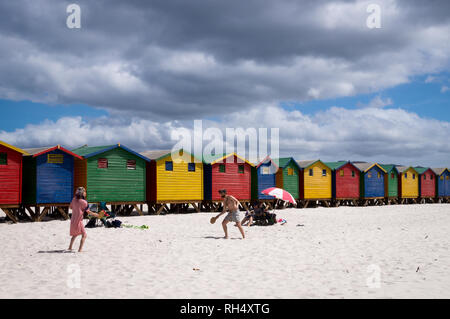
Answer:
[{"left": 69, "top": 187, "right": 96, "bottom": 252}]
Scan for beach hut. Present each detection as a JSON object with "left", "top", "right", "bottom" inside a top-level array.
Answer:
[
  {"left": 325, "top": 161, "right": 360, "bottom": 206},
  {"left": 353, "top": 163, "right": 386, "bottom": 205},
  {"left": 415, "top": 167, "right": 436, "bottom": 203},
  {"left": 298, "top": 160, "right": 332, "bottom": 208},
  {"left": 22, "top": 145, "right": 84, "bottom": 221},
  {"left": 396, "top": 166, "right": 419, "bottom": 203},
  {"left": 380, "top": 164, "right": 399, "bottom": 204},
  {"left": 0, "top": 141, "right": 29, "bottom": 222},
  {"left": 251, "top": 156, "right": 279, "bottom": 206},
  {"left": 141, "top": 149, "right": 203, "bottom": 214},
  {"left": 72, "top": 144, "right": 149, "bottom": 215},
  {"left": 203, "top": 153, "right": 253, "bottom": 211},
  {"left": 432, "top": 168, "right": 450, "bottom": 202},
  {"left": 274, "top": 157, "right": 301, "bottom": 202}
]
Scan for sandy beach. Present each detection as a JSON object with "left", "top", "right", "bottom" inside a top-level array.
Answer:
[{"left": 0, "top": 204, "right": 449, "bottom": 299}]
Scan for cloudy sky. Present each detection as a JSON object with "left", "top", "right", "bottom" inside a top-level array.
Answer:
[{"left": 0, "top": 0, "right": 449, "bottom": 166}]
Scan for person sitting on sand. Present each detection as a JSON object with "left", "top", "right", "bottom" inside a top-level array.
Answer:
[
  {"left": 212, "top": 189, "right": 245, "bottom": 239},
  {"left": 253, "top": 203, "right": 269, "bottom": 225},
  {"left": 241, "top": 209, "right": 255, "bottom": 227},
  {"left": 68, "top": 187, "right": 98, "bottom": 252}
]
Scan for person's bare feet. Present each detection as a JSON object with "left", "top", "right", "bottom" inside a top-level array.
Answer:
[{"left": 224, "top": 236, "right": 228, "bottom": 239}]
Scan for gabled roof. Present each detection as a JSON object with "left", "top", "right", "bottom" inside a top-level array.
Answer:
[
  {"left": 0, "top": 140, "right": 29, "bottom": 155},
  {"left": 208, "top": 153, "right": 254, "bottom": 166},
  {"left": 431, "top": 168, "right": 449, "bottom": 176},
  {"left": 24, "top": 145, "right": 83, "bottom": 160},
  {"left": 396, "top": 166, "right": 419, "bottom": 174},
  {"left": 140, "top": 149, "right": 201, "bottom": 163},
  {"left": 379, "top": 164, "right": 399, "bottom": 174},
  {"left": 256, "top": 156, "right": 279, "bottom": 170},
  {"left": 73, "top": 144, "right": 150, "bottom": 162},
  {"left": 414, "top": 167, "right": 434, "bottom": 175},
  {"left": 324, "top": 161, "right": 359, "bottom": 171},
  {"left": 353, "top": 162, "right": 387, "bottom": 173},
  {"left": 273, "top": 157, "right": 300, "bottom": 170},
  {"left": 297, "top": 159, "right": 331, "bottom": 170}
]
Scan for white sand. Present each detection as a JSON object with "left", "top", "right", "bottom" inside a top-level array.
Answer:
[{"left": 0, "top": 204, "right": 449, "bottom": 299}]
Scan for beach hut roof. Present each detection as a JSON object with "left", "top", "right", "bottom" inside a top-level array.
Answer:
[
  {"left": 297, "top": 159, "right": 330, "bottom": 170},
  {"left": 73, "top": 144, "right": 150, "bottom": 161},
  {"left": 0, "top": 140, "right": 29, "bottom": 155},
  {"left": 379, "top": 164, "right": 399, "bottom": 174},
  {"left": 396, "top": 166, "right": 419, "bottom": 174},
  {"left": 24, "top": 145, "right": 83, "bottom": 159},
  {"left": 324, "top": 161, "right": 359, "bottom": 171},
  {"left": 207, "top": 153, "right": 254, "bottom": 166},
  {"left": 431, "top": 168, "right": 449, "bottom": 176},
  {"left": 140, "top": 149, "right": 202, "bottom": 163},
  {"left": 414, "top": 167, "right": 433, "bottom": 175},
  {"left": 256, "top": 156, "right": 279, "bottom": 170},
  {"left": 274, "top": 157, "right": 301, "bottom": 170},
  {"left": 353, "top": 162, "right": 387, "bottom": 173}
]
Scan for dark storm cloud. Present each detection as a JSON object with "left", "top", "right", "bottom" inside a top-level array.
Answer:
[{"left": 0, "top": 0, "right": 449, "bottom": 119}]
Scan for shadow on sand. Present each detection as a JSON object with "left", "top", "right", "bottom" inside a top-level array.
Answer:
[{"left": 37, "top": 250, "right": 75, "bottom": 254}]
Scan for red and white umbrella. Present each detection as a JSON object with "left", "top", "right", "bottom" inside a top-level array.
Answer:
[{"left": 261, "top": 187, "right": 296, "bottom": 205}]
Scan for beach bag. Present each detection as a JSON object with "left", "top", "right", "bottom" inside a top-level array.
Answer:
[
  {"left": 85, "top": 218, "right": 97, "bottom": 228},
  {"left": 112, "top": 220, "right": 122, "bottom": 228}
]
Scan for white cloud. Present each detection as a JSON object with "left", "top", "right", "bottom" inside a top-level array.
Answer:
[
  {"left": 357, "top": 96, "right": 393, "bottom": 108},
  {"left": 2, "top": 104, "right": 450, "bottom": 167},
  {"left": 441, "top": 86, "right": 449, "bottom": 93}
]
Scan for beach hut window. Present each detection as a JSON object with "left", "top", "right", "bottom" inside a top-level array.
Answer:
[
  {"left": 287, "top": 167, "right": 294, "bottom": 176},
  {"left": 339, "top": 170, "right": 344, "bottom": 177},
  {"left": 322, "top": 169, "right": 327, "bottom": 176},
  {"left": 0, "top": 153, "right": 7, "bottom": 165},
  {"left": 413, "top": 174, "right": 415, "bottom": 179},
  {"left": 441, "top": 176, "right": 444, "bottom": 181},
  {"left": 404, "top": 173, "right": 407, "bottom": 179},
  {"left": 127, "top": 160, "right": 136, "bottom": 170},
  {"left": 431, "top": 175, "right": 433, "bottom": 180},
  {"left": 262, "top": 167, "right": 270, "bottom": 175},
  {"left": 368, "top": 173, "right": 372, "bottom": 178},
  {"left": 165, "top": 161, "right": 173, "bottom": 171},
  {"left": 238, "top": 165, "right": 245, "bottom": 174},
  {"left": 391, "top": 173, "right": 395, "bottom": 179},
  {"left": 48, "top": 154, "right": 64, "bottom": 164},
  {"left": 352, "top": 171, "right": 355, "bottom": 177},
  {"left": 447, "top": 176, "right": 449, "bottom": 180},
  {"left": 219, "top": 164, "right": 226, "bottom": 173},
  {"left": 377, "top": 172, "right": 381, "bottom": 179},
  {"left": 188, "top": 163, "right": 196, "bottom": 172},
  {"left": 98, "top": 158, "right": 108, "bottom": 169},
  {"left": 309, "top": 169, "right": 313, "bottom": 176}
]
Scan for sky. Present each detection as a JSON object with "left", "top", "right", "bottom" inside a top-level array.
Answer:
[{"left": 0, "top": 0, "right": 449, "bottom": 166}]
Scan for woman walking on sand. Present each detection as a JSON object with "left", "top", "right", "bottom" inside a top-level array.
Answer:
[{"left": 68, "top": 187, "right": 96, "bottom": 252}]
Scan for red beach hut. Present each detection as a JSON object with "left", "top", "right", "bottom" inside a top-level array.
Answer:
[
  {"left": 415, "top": 167, "right": 436, "bottom": 201},
  {"left": 0, "top": 141, "right": 29, "bottom": 206},
  {"left": 203, "top": 153, "right": 253, "bottom": 203}
]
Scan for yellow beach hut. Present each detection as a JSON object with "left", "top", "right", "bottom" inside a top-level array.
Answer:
[
  {"left": 298, "top": 160, "right": 332, "bottom": 208},
  {"left": 396, "top": 166, "right": 419, "bottom": 203},
  {"left": 141, "top": 149, "right": 203, "bottom": 214}
]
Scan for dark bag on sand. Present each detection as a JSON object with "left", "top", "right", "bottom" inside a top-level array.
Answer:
[
  {"left": 112, "top": 220, "right": 122, "bottom": 228},
  {"left": 85, "top": 218, "right": 97, "bottom": 228}
]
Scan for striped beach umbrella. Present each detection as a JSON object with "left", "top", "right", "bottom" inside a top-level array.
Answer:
[{"left": 261, "top": 187, "right": 296, "bottom": 205}]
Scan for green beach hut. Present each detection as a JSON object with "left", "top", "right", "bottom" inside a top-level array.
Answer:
[
  {"left": 72, "top": 144, "right": 150, "bottom": 206},
  {"left": 380, "top": 164, "right": 399, "bottom": 203},
  {"left": 274, "top": 157, "right": 300, "bottom": 200}
]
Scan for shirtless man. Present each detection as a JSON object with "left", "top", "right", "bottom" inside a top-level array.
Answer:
[{"left": 213, "top": 189, "right": 245, "bottom": 239}]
